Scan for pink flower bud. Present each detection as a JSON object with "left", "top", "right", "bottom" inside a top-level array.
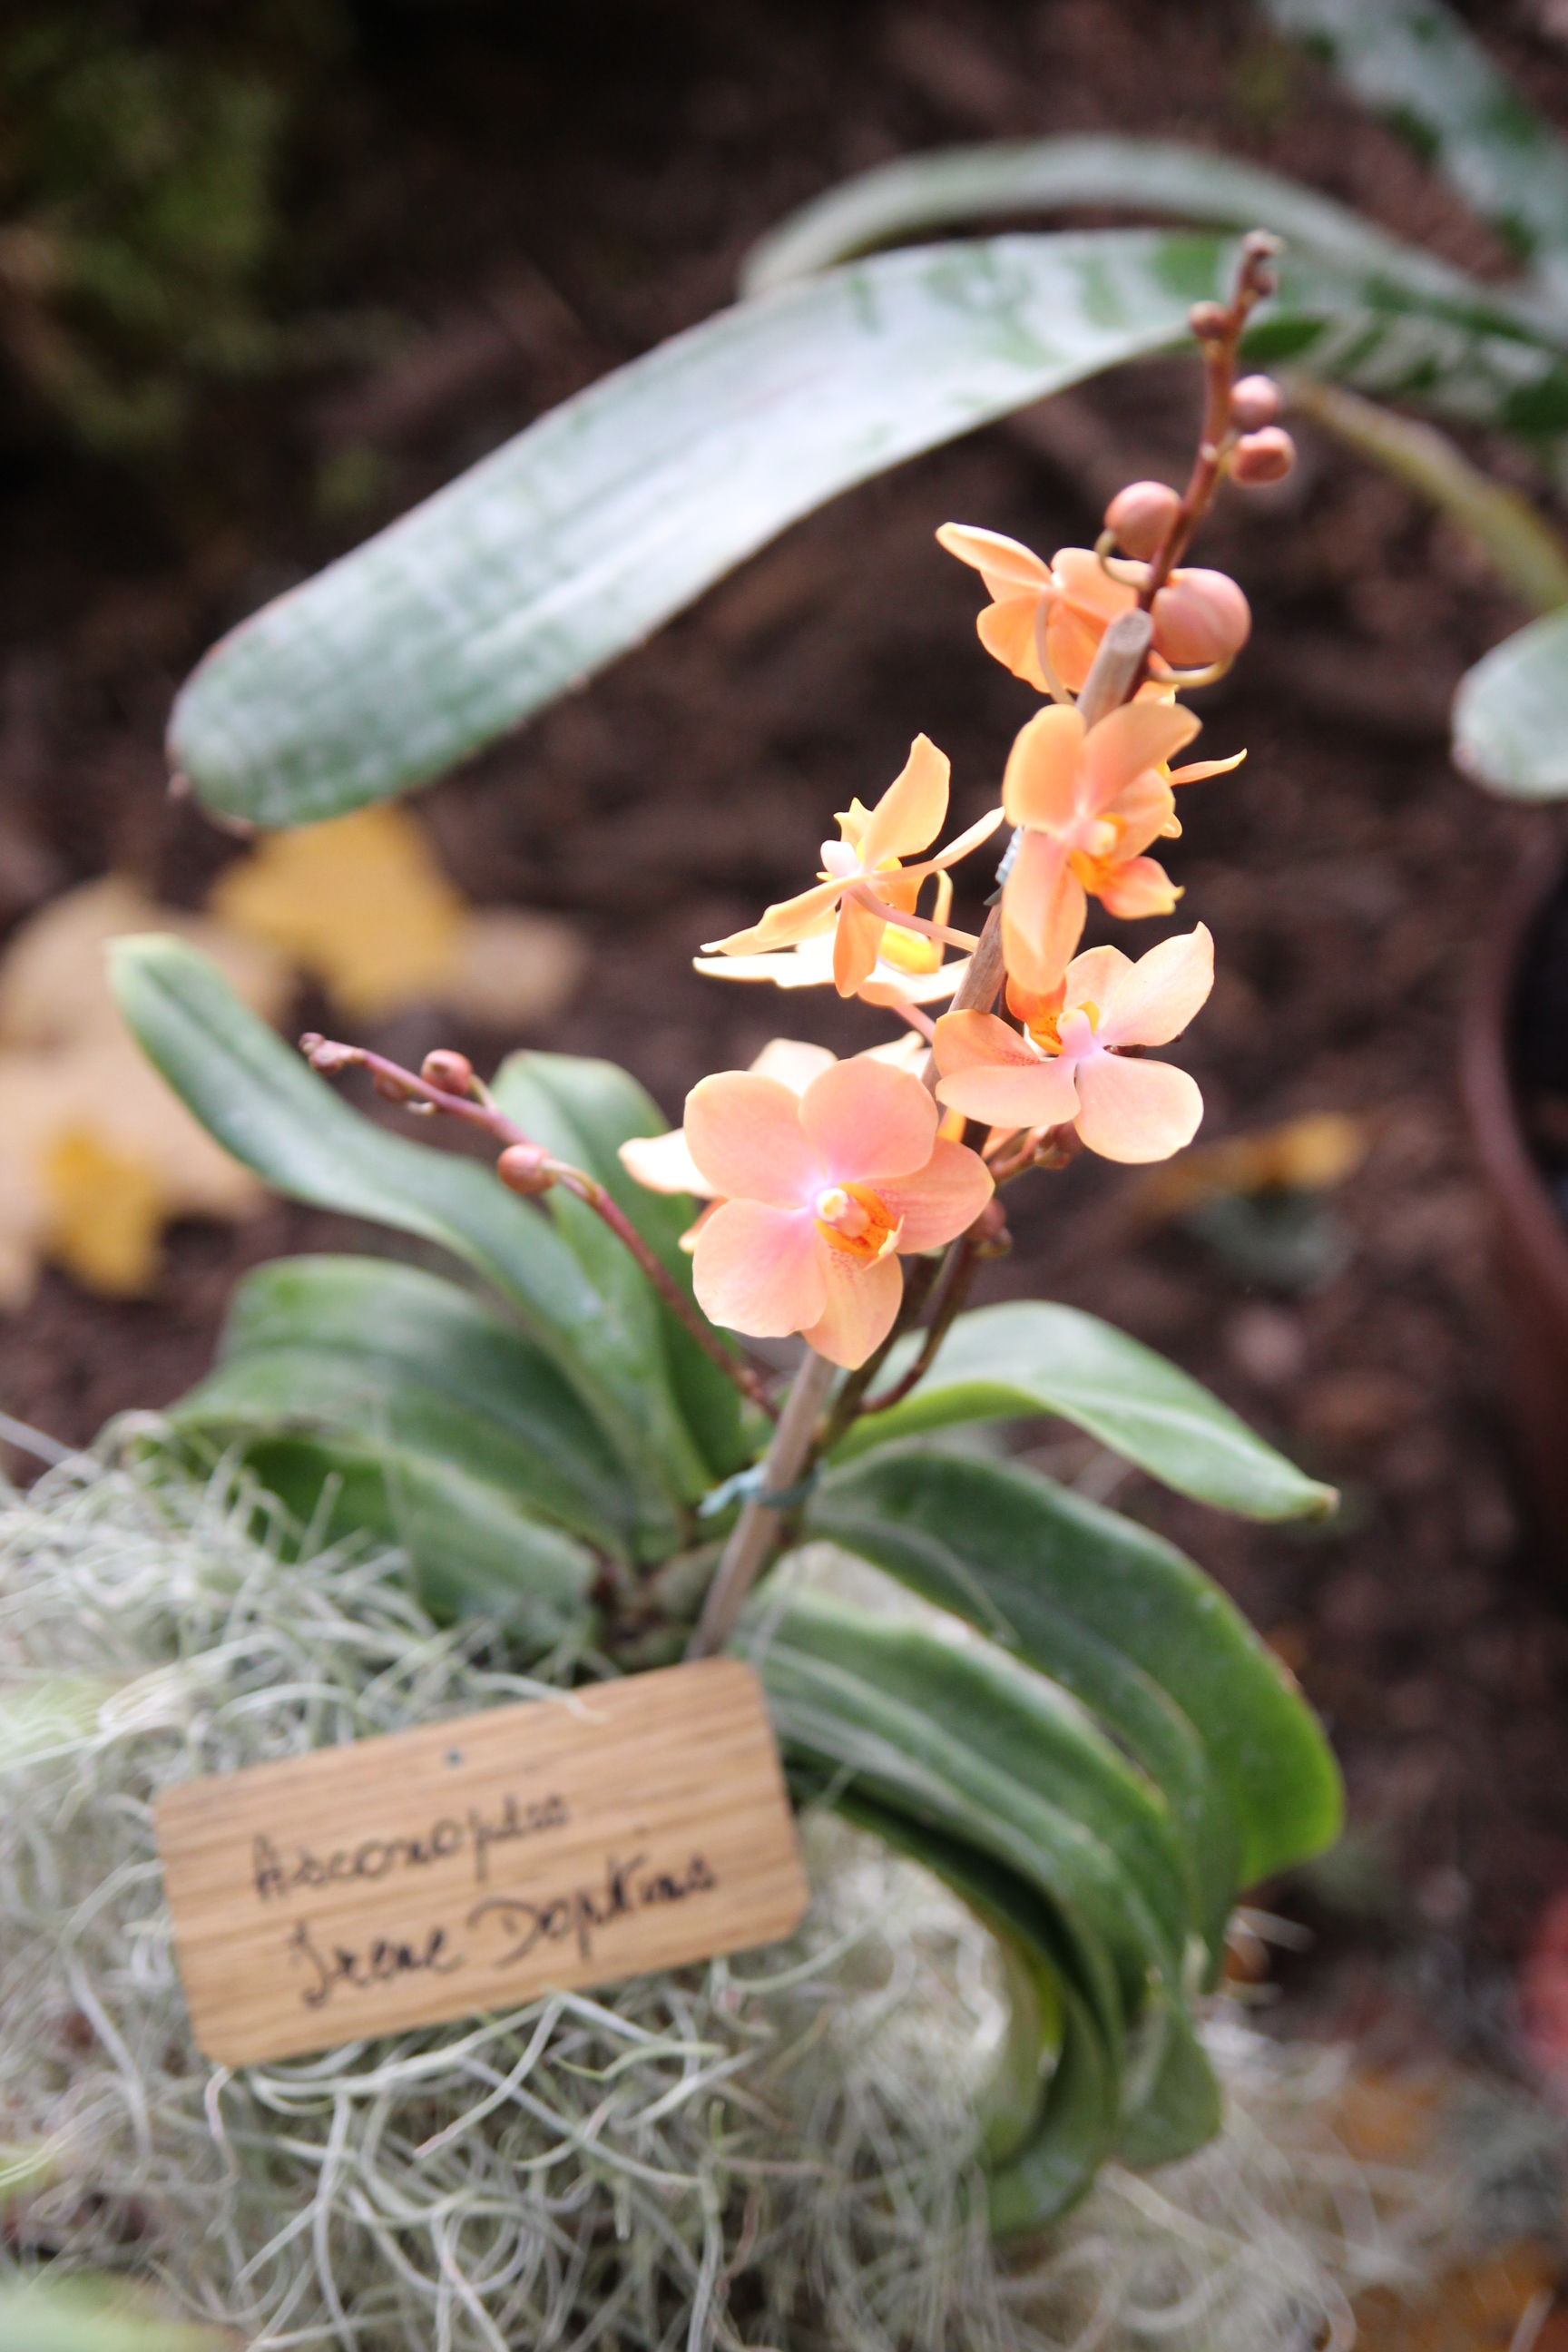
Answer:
[
  {"left": 1103, "top": 479, "right": 1181, "bottom": 561},
  {"left": 1188, "top": 300, "right": 1229, "bottom": 341},
  {"left": 422, "top": 1049, "right": 475, "bottom": 1095},
  {"left": 1230, "top": 426, "right": 1296, "bottom": 485},
  {"left": 373, "top": 1067, "right": 421, "bottom": 1104},
  {"left": 1230, "top": 374, "right": 1281, "bottom": 431},
  {"left": 300, "top": 1034, "right": 362, "bottom": 1075},
  {"left": 497, "top": 1142, "right": 555, "bottom": 1196},
  {"left": 1152, "top": 569, "right": 1251, "bottom": 669}
]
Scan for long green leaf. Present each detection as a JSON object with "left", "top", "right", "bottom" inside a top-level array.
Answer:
[
  {"left": 740, "top": 132, "right": 1513, "bottom": 310},
  {"left": 166, "top": 227, "right": 1568, "bottom": 831},
  {"left": 109, "top": 935, "right": 701, "bottom": 1547},
  {"left": 822, "top": 1780, "right": 1121, "bottom": 2230},
  {"left": 228, "top": 1430, "right": 594, "bottom": 1649},
  {"left": 1453, "top": 603, "right": 1568, "bottom": 799},
  {"left": 187, "top": 1254, "right": 637, "bottom": 1556},
  {"left": 834, "top": 1300, "right": 1336, "bottom": 1521},
  {"left": 1262, "top": 0, "right": 1568, "bottom": 291},
  {"left": 0, "top": 2277, "right": 235, "bottom": 2352},
  {"left": 490, "top": 1053, "right": 746, "bottom": 1478},
  {"left": 754, "top": 1590, "right": 1186, "bottom": 2040},
  {"left": 807, "top": 1444, "right": 1341, "bottom": 1887}
]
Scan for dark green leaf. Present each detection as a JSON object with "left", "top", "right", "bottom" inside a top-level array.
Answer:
[
  {"left": 490, "top": 1052, "right": 746, "bottom": 1477},
  {"left": 833, "top": 1301, "right": 1337, "bottom": 1522},
  {"left": 1453, "top": 605, "right": 1568, "bottom": 799},
  {"left": 807, "top": 1444, "right": 1341, "bottom": 1887},
  {"left": 109, "top": 935, "right": 703, "bottom": 1549},
  {"left": 180, "top": 1253, "right": 636, "bottom": 1557}
]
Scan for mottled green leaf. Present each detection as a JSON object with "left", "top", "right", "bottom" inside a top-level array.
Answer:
[
  {"left": 490, "top": 1053, "right": 746, "bottom": 1478},
  {"left": 834, "top": 1300, "right": 1337, "bottom": 1522},
  {"left": 109, "top": 935, "right": 701, "bottom": 1548},
  {"left": 1453, "top": 603, "right": 1568, "bottom": 799},
  {"left": 807, "top": 1443, "right": 1340, "bottom": 1887}
]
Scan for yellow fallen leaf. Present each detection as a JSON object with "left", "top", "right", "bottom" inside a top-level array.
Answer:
[
  {"left": 210, "top": 805, "right": 465, "bottom": 1022},
  {"left": 211, "top": 804, "right": 585, "bottom": 1029},
  {"left": 44, "top": 1129, "right": 167, "bottom": 1297},
  {"left": 1131, "top": 1111, "right": 1369, "bottom": 1227},
  {"left": 0, "top": 877, "right": 291, "bottom": 1308},
  {"left": 0, "top": 874, "right": 289, "bottom": 1049}
]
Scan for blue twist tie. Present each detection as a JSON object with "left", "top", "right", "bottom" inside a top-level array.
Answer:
[{"left": 698, "top": 1462, "right": 819, "bottom": 1519}]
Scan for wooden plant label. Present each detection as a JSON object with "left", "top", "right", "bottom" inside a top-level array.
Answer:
[{"left": 155, "top": 1658, "right": 808, "bottom": 2066}]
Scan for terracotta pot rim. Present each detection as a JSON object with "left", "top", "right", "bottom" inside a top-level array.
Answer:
[{"left": 1460, "top": 848, "right": 1568, "bottom": 1330}]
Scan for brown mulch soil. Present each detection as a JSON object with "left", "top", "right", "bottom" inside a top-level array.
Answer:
[{"left": 5, "top": 0, "right": 1568, "bottom": 2010}]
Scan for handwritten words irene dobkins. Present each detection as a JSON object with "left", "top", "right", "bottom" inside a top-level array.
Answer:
[{"left": 155, "top": 1660, "right": 808, "bottom": 2066}]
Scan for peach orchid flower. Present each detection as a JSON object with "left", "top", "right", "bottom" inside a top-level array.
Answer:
[
  {"left": 934, "top": 926, "right": 1213, "bottom": 1164},
  {"left": 997, "top": 697, "right": 1239, "bottom": 995},
  {"left": 676, "top": 1054, "right": 994, "bottom": 1368},
  {"left": 937, "top": 524, "right": 1253, "bottom": 694},
  {"left": 938, "top": 525, "right": 1135, "bottom": 696},
  {"left": 691, "top": 919, "right": 971, "bottom": 1008},
  {"left": 703, "top": 735, "right": 999, "bottom": 997}
]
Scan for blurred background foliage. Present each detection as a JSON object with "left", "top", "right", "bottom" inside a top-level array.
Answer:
[{"left": 0, "top": 0, "right": 354, "bottom": 454}]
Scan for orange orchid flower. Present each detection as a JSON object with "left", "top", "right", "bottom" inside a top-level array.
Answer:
[
  {"left": 937, "top": 524, "right": 1252, "bottom": 693},
  {"left": 934, "top": 926, "right": 1214, "bottom": 1164},
  {"left": 997, "top": 697, "right": 1239, "bottom": 995},
  {"left": 703, "top": 735, "right": 1000, "bottom": 997},
  {"left": 938, "top": 524, "right": 1136, "bottom": 696},
  {"left": 676, "top": 1054, "right": 993, "bottom": 1368}
]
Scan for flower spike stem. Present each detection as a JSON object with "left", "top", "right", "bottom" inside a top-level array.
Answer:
[
  {"left": 920, "top": 607, "right": 1155, "bottom": 1063},
  {"left": 686, "top": 1347, "right": 838, "bottom": 1660},
  {"left": 299, "top": 1035, "right": 779, "bottom": 1421},
  {"left": 1139, "top": 231, "right": 1280, "bottom": 608}
]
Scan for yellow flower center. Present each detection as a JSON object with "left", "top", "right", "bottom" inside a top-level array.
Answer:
[{"left": 814, "top": 1181, "right": 899, "bottom": 1262}]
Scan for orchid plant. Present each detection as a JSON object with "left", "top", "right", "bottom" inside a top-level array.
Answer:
[{"left": 115, "top": 239, "right": 1342, "bottom": 2232}]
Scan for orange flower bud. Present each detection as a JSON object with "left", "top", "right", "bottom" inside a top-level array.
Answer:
[
  {"left": 1230, "top": 426, "right": 1296, "bottom": 485},
  {"left": 1152, "top": 569, "right": 1251, "bottom": 669},
  {"left": 1230, "top": 374, "right": 1281, "bottom": 431},
  {"left": 497, "top": 1142, "right": 555, "bottom": 1196},
  {"left": 1103, "top": 479, "right": 1181, "bottom": 561},
  {"left": 422, "top": 1048, "right": 475, "bottom": 1095}
]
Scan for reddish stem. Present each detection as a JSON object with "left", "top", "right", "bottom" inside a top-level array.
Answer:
[
  {"left": 1138, "top": 233, "right": 1280, "bottom": 610},
  {"left": 302, "top": 1037, "right": 779, "bottom": 1422}
]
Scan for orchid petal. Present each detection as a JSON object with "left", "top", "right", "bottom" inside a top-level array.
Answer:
[
  {"left": 1063, "top": 945, "right": 1132, "bottom": 1018},
  {"left": 692, "top": 1199, "right": 825, "bottom": 1337},
  {"left": 1171, "top": 749, "right": 1246, "bottom": 785},
  {"left": 1095, "top": 924, "right": 1213, "bottom": 1049},
  {"left": 1093, "top": 854, "right": 1180, "bottom": 920},
  {"left": 749, "top": 1037, "right": 839, "bottom": 1093},
  {"left": 1079, "top": 700, "right": 1200, "bottom": 817},
  {"left": 933, "top": 1008, "right": 1039, "bottom": 1075},
  {"left": 858, "top": 953, "right": 973, "bottom": 1006},
  {"left": 619, "top": 1128, "right": 716, "bottom": 1198},
  {"left": 858, "top": 734, "right": 950, "bottom": 867},
  {"left": 977, "top": 596, "right": 1048, "bottom": 690},
  {"left": 703, "top": 874, "right": 846, "bottom": 956},
  {"left": 1073, "top": 1053, "right": 1202, "bottom": 1162},
  {"left": 1002, "top": 829, "right": 1084, "bottom": 996},
  {"left": 799, "top": 1054, "right": 937, "bottom": 1184},
  {"left": 833, "top": 891, "right": 887, "bottom": 996},
  {"left": 800, "top": 1242, "right": 905, "bottom": 1368},
  {"left": 877, "top": 1137, "right": 994, "bottom": 1251},
  {"left": 936, "top": 1054, "right": 1080, "bottom": 1132},
  {"left": 683, "top": 1072, "right": 823, "bottom": 1206},
  {"left": 928, "top": 802, "right": 1005, "bottom": 870},
  {"left": 1102, "top": 769, "right": 1177, "bottom": 858},
  {"left": 1052, "top": 545, "right": 1141, "bottom": 623},
  {"left": 1045, "top": 602, "right": 1107, "bottom": 695},
  {"left": 936, "top": 522, "right": 1049, "bottom": 599},
  {"left": 1002, "top": 704, "right": 1084, "bottom": 830}
]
